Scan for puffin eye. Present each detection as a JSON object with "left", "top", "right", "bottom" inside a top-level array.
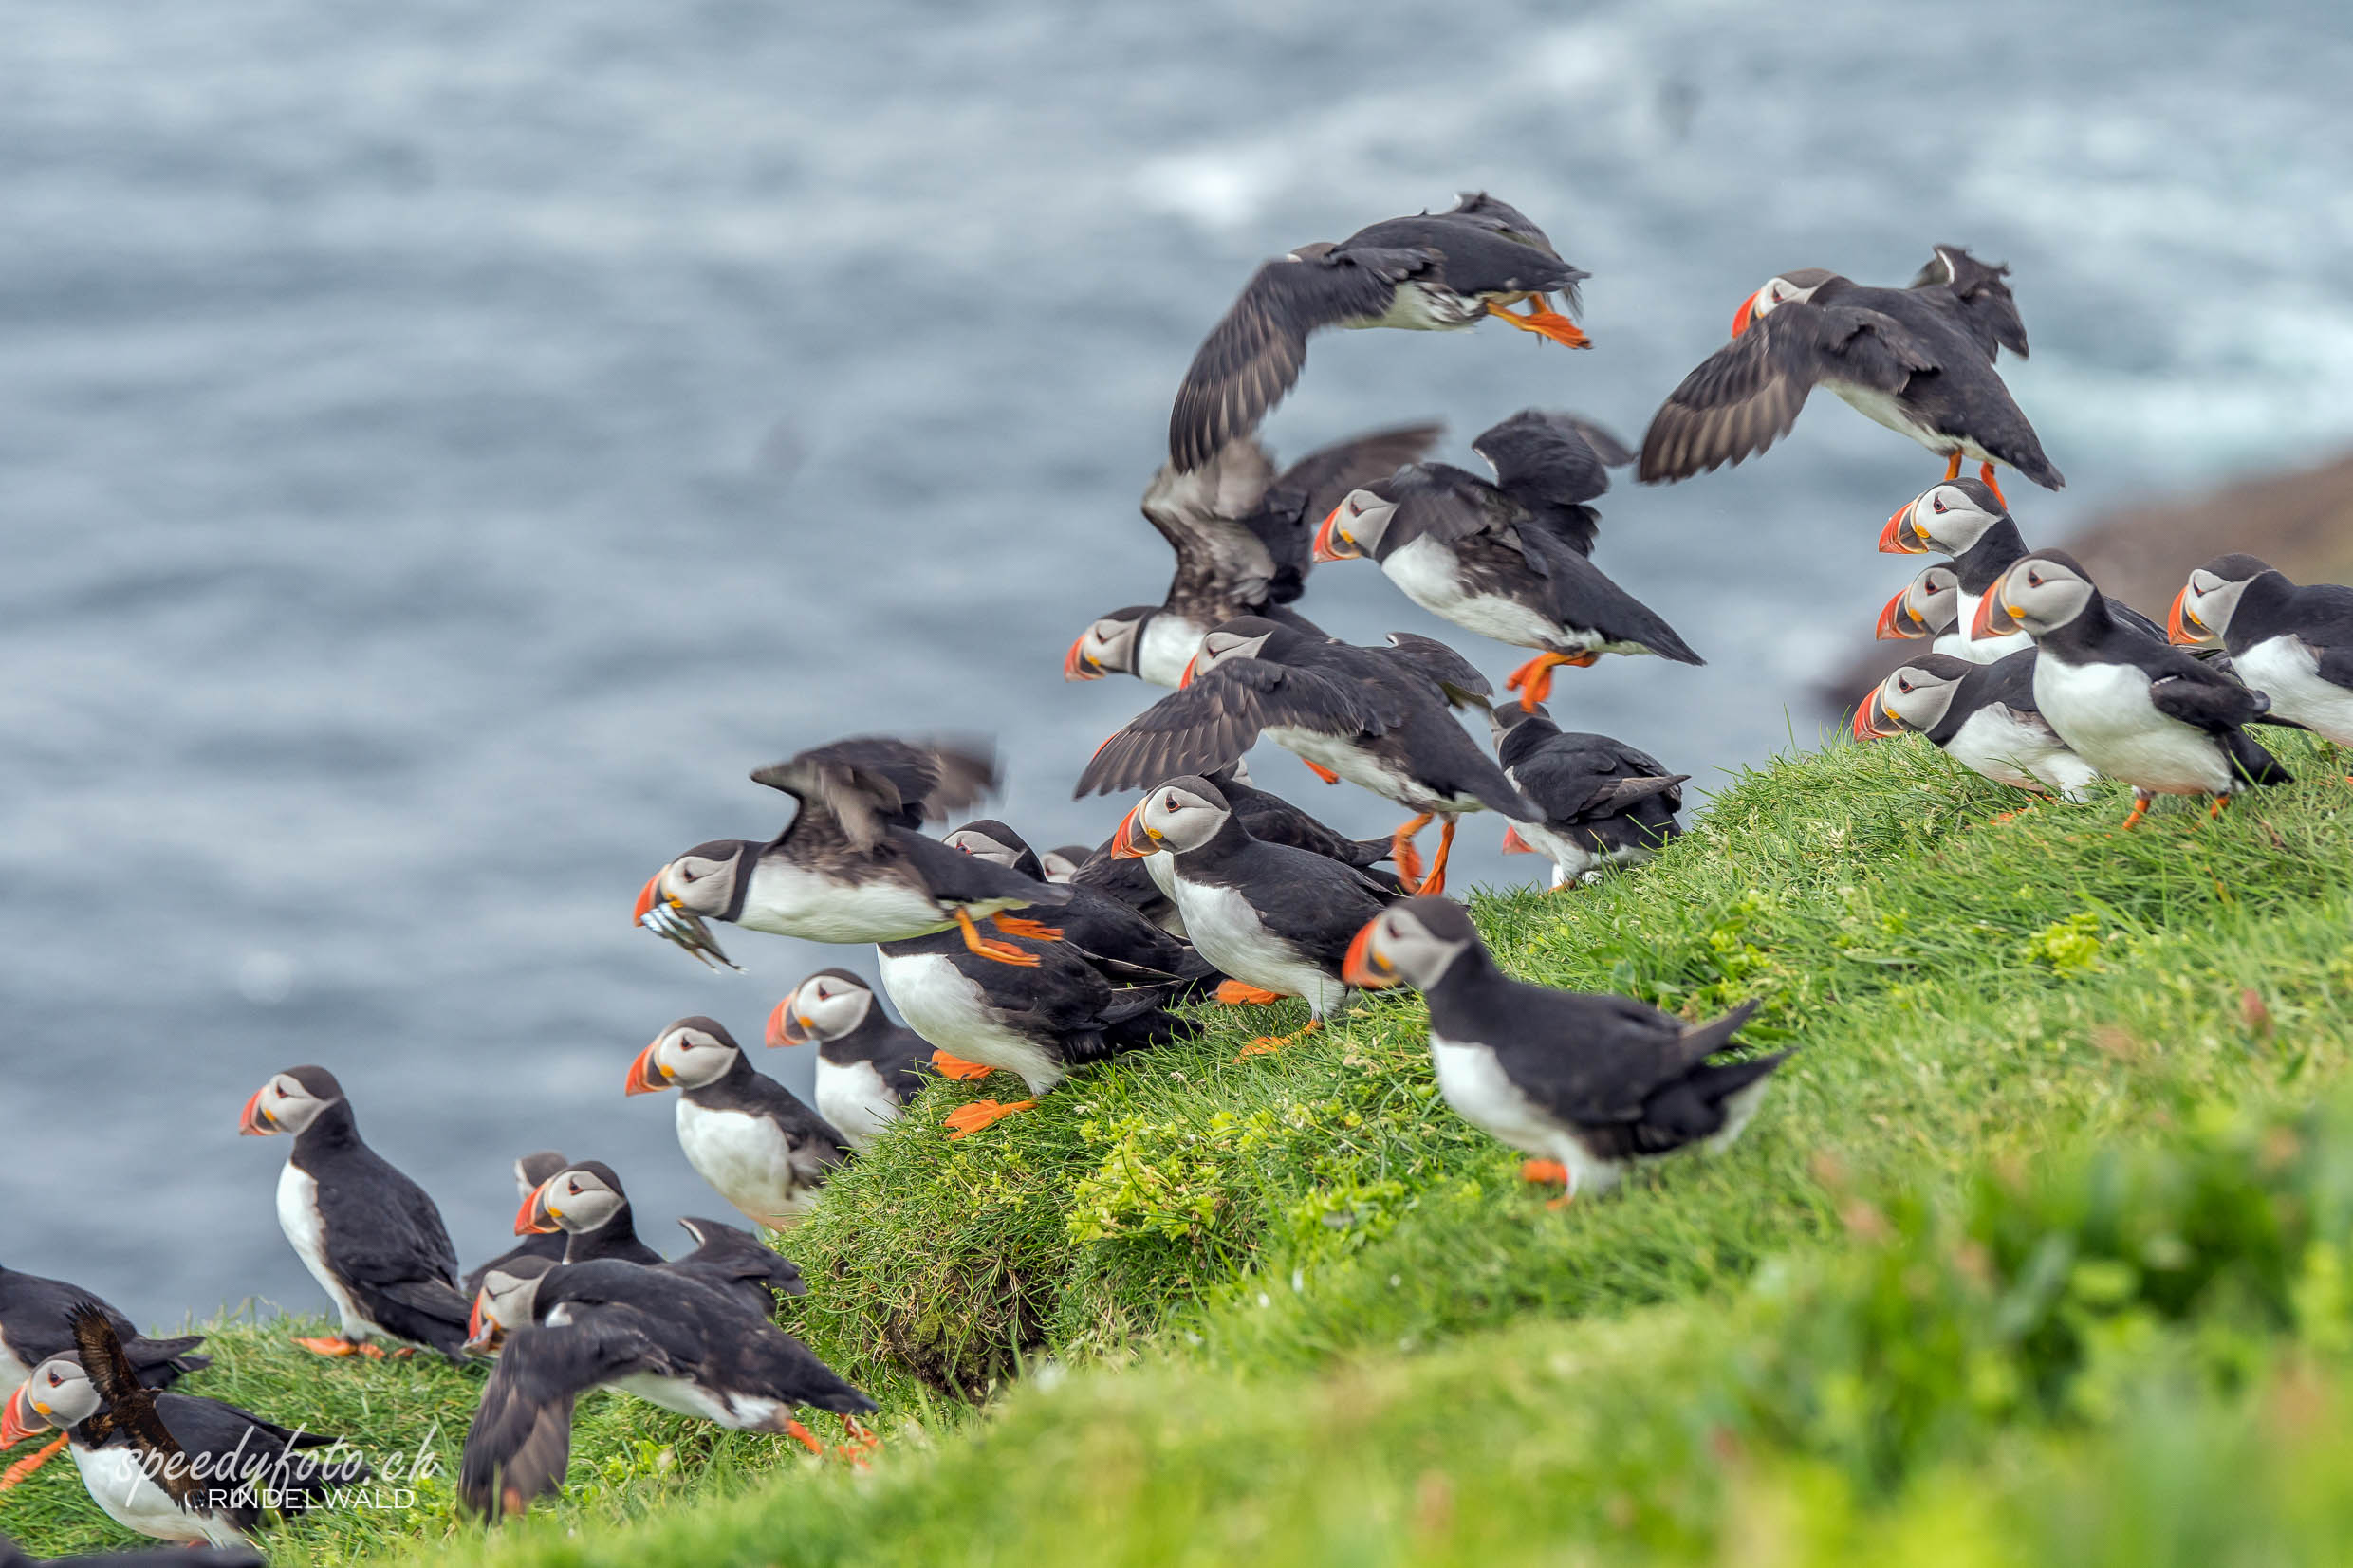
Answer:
[
  {"left": 1898, "top": 680, "right": 1913, "bottom": 693},
  {"left": 566, "top": 1179, "right": 581, "bottom": 1195},
  {"left": 2028, "top": 571, "right": 2045, "bottom": 588},
  {"left": 1932, "top": 498, "right": 1947, "bottom": 513}
]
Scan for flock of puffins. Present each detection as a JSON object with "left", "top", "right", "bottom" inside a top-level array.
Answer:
[{"left": 6, "top": 192, "right": 2350, "bottom": 1561}]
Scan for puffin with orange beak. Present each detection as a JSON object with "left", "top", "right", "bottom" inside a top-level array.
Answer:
[
  {"left": 1853, "top": 650, "right": 2100, "bottom": 803},
  {"left": 1488, "top": 705, "right": 1686, "bottom": 889},
  {"left": 1169, "top": 193, "right": 1586, "bottom": 471},
  {"left": 2169, "top": 554, "right": 2353, "bottom": 749},
  {"left": 0, "top": 1267, "right": 208, "bottom": 1492},
  {"left": 1313, "top": 410, "right": 1698, "bottom": 710},
  {"left": 1065, "top": 421, "right": 1442, "bottom": 689},
  {"left": 1874, "top": 561, "right": 1963, "bottom": 653},
  {"left": 1974, "top": 548, "right": 2290, "bottom": 826},
  {"left": 635, "top": 735, "right": 1070, "bottom": 972},
  {"left": 767, "top": 969, "right": 935, "bottom": 1153},
  {"left": 1343, "top": 897, "right": 1788, "bottom": 1205},
  {"left": 1640, "top": 246, "right": 2060, "bottom": 497},
  {"left": 1074, "top": 617, "right": 1538, "bottom": 897},
  {"left": 239, "top": 1064, "right": 473, "bottom": 1360},
  {"left": 459, "top": 1152, "right": 573, "bottom": 1300},
  {"left": 511, "top": 1161, "right": 662, "bottom": 1267},
  {"left": 624, "top": 1018, "right": 845, "bottom": 1230}
]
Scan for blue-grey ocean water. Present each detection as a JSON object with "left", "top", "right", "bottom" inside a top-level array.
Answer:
[{"left": 6, "top": 1, "right": 2351, "bottom": 1325}]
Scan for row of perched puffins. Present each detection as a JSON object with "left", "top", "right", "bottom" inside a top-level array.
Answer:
[{"left": 6, "top": 191, "right": 2348, "bottom": 1562}]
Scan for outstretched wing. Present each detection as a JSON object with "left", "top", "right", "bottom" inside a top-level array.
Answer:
[
  {"left": 1170, "top": 246, "right": 1436, "bottom": 471},
  {"left": 1250, "top": 421, "right": 1446, "bottom": 605},
  {"left": 1911, "top": 245, "right": 2029, "bottom": 360},
  {"left": 69, "top": 1305, "right": 195, "bottom": 1507},
  {"left": 1378, "top": 633, "right": 1492, "bottom": 708},
  {"left": 1140, "top": 439, "right": 1283, "bottom": 619},
  {"left": 1470, "top": 410, "right": 1630, "bottom": 555},
  {"left": 459, "top": 1312, "right": 668, "bottom": 1517},
  {"left": 750, "top": 737, "right": 998, "bottom": 852},
  {"left": 1074, "top": 659, "right": 1396, "bottom": 797},
  {"left": 1638, "top": 304, "right": 1936, "bottom": 484}
]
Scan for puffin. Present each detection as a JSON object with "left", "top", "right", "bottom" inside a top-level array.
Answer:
[
  {"left": 0, "top": 1532, "right": 262, "bottom": 1568},
  {"left": 458, "top": 1258, "right": 875, "bottom": 1517},
  {"left": 460, "top": 1152, "right": 574, "bottom": 1300},
  {"left": 1, "top": 1308, "right": 366, "bottom": 1547},
  {"left": 1343, "top": 897, "right": 1790, "bottom": 1203},
  {"left": 666, "top": 1218, "right": 807, "bottom": 1319},
  {"left": 2170, "top": 554, "right": 2353, "bottom": 747},
  {"left": 875, "top": 925, "right": 1195, "bottom": 1139},
  {"left": 1039, "top": 846, "right": 1093, "bottom": 883},
  {"left": 625, "top": 1017, "right": 847, "bottom": 1229},
  {"left": 1975, "top": 549, "right": 2291, "bottom": 824},
  {"left": 635, "top": 736, "right": 1070, "bottom": 971},
  {"left": 765, "top": 968, "right": 936, "bottom": 1153},
  {"left": 1853, "top": 650, "right": 2101, "bottom": 803},
  {"left": 1065, "top": 421, "right": 1443, "bottom": 688},
  {"left": 1075, "top": 617, "right": 1538, "bottom": 897},
  {"left": 1108, "top": 776, "right": 1390, "bottom": 1055},
  {"left": 0, "top": 1269, "right": 206, "bottom": 1490},
  {"left": 238, "top": 1065, "right": 472, "bottom": 1359},
  {"left": 512, "top": 1161, "right": 664, "bottom": 1266},
  {"left": 1170, "top": 193, "right": 1588, "bottom": 470},
  {"left": 942, "top": 818, "right": 1217, "bottom": 991},
  {"left": 1488, "top": 706, "right": 1686, "bottom": 888},
  {"left": 1313, "top": 410, "right": 1700, "bottom": 708},
  {"left": 1875, "top": 561, "right": 1964, "bottom": 655},
  {"left": 1639, "top": 246, "right": 2060, "bottom": 499},
  {"left": 1878, "top": 478, "right": 2047, "bottom": 662}
]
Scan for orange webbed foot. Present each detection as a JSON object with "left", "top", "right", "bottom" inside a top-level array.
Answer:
[
  {"left": 0, "top": 1435, "right": 67, "bottom": 1488},
  {"left": 784, "top": 1419, "right": 824, "bottom": 1455},
  {"left": 1489, "top": 298, "right": 1591, "bottom": 348},
  {"left": 1234, "top": 1022, "right": 1321, "bottom": 1061},
  {"left": 944, "top": 1098, "right": 1038, "bottom": 1139},
  {"left": 1520, "top": 1159, "right": 1569, "bottom": 1186},
  {"left": 296, "top": 1336, "right": 363, "bottom": 1357},
  {"left": 991, "top": 913, "right": 1065, "bottom": 942},
  {"left": 956, "top": 909, "right": 1042, "bottom": 967},
  {"left": 836, "top": 1414, "right": 882, "bottom": 1462},
  {"left": 1214, "top": 980, "right": 1286, "bottom": 1006},
  {"left": 1302, "top": 759, "right": 1342, "bottom": 785},
  {"left": 1388, "top": 813, "right": 1434, "bottom": 893},
  {"left": 930, "top": 1050, "right": 995, "bottom": 1081}
]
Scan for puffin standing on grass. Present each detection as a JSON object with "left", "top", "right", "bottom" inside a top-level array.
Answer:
[
  {"left": 1640, "top": 246, "right": 2060, "bottom": 500},
  {"left": 2170, "top": 554, "right": 2353, "bottom": 750},
  {"left": 461, "top": 1152, "right": 574, "bottom": 1299},
  {"left": 0, "top": 1269, "right": 207, "bottom": 1490},
  {"left": 1313, "top": 410, "right": 1701, "bottom": 708},
  {"left": 1854, "top": 650, "right": 2101, "bottom": 804},
  {"left": 1109, "top": 776, "right": 1390, "bottom": 1056},
  {"left": 1343, "top": 898, "right": 1790, "bottom": 1204},
  {"left": 1488, "top": 706, "right": 1687, "bottom": 887},
  {"left": 767, "top": 969, "right": 936, "bottom": 1152},
  {"left": 1975, "top": 549, "right": 2291, "bottom": 824},
  {"left": 512, "top": 1162, "right": 663, "bottom": 1266},
  {"left": 625, "top": 1018, "right": 847, "bottom": 1229},
  {"left": 1170, "top": 194, "right": 1589, "bottom": 470},
  {"left": 238, "top": 1065, "right": 473, "bottom": 1360},
  {"left": 635, "top": 737, "right": 1069, "bottom": 972},
  {"left": 1065, "top": 422, "right": 1443, "bottom": 688}
]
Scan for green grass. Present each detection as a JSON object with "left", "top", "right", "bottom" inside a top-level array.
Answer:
[{"left": 6, "top": 732, "right": 2350, "bottom": 1564}]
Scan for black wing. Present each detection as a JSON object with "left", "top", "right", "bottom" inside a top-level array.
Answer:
[
  {"left": 69, "top": 1306, "right": 196, "bottom": 1509},
  {"left": 1170, "top": 247, "right": 1436, "bottom": 470},
  {"left": 1910, "top": 245, "right": 2029, "bottom": 360},
  {"left": 1471, "top": 410, "right": 1630, "bottom": 555},
  {"left": 1499, "top": 999, "right": 1762, "bottom": 1125},
  {"left": 1437, "top": 192, "right": 1557, "bottom": 253},
  {"left": 670, "top": 1218, "right": 807, "bottom": 1314},
  {"left": 751, "top": 737, "right": 998, "bottom": 853},
  {"left": 1139, "top": 439, "right": 1284, "bottom": 622},
  {"left": 1377, "top": 633, "right": 1492, "bottom": 708},
  {"left": 1075, "top": 659, "right": 1400, "bottom": 797},
  {"left": 1251, "top": 421, "right": 1446, "bottom": 605},
  {"left": 2148, "top": 669, "right": 2271, "bottom": 733},
  {"left": 1638, "top": 304, "right": 1937, "bottom": 484},
  {"left": 1513, "top": 736, "right": 1683, "bottom": 822},
  {"left": 459, "top": 1310, "right": 668, "bottom": 1517}
]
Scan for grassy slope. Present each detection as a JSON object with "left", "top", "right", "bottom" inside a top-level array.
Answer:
[{"left": 5, "top": 732, "right": 2350, "bottom": 1563}]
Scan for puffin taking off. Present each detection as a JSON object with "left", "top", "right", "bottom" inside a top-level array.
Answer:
[
  {"left": 460, "top": 1152, "right": 574, "bottom": 1300},
  {"left": 1875, "top": 561, "right": 1964, "bottom": 655},
  {"left": 1639, "top": 246, "right": 2060, "bottom": 500},
  {"left": 767, "top": 968, "right": 936, "bottom": 1153},
  {"left": 942, "top": 818, "right": 1216, "bottom": 992},
  {"left": 1314, "top": 409, "right": 1698, "bottom": 708},
  {"left": 1075, "top": 617, "right": 1537, "bottom": 897},
  {"left": 1066, "top": 422, "right": 1443, "bottom": 688},
  {"left": 2170, "top": 554, "right": 2353, "bottom": 748},
  {"left": 512, "top": 1162, "right": 663, "bottom": 1266},
  {"left": 1343, "top": 898, "right": 1790, "bottom": 1203},
  {"left": 1171, "top": 193, "right": 1588, "bottom": 470},
  {"left": 625, "top": 1018, "right": 847, "bottom": 1229},
  {"left": 635, "top": 736, "right": 1070, "bottom": 970},
  {"left": 1975, "top": 549, "right": 2290, "bottom": 825},
  {"left": 1488, "top": 706, "right": 1687, "bottom": 888},
  {"left": 0, "top": 1268, "right": 207, "bottom": 1490},
  {"left": 1854, "top": 650, "right": 2101, "bottom": 803},
  {"left": 238, "top": 1065, "right": 473, "bottom": 1360}
]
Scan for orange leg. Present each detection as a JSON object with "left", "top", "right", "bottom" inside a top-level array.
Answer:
[
  {"left": 1215, "top": 980, "right": 1286, "bottom": 1005},
  {"left": 1976, "top": 462, "right": 2009, "bottom": 508},
  {"left": 1235, "top": 1021, "right": 1322, "bottom": 1061},
  {"left": 294, "top": 1336, "right": 386, "bottom": 1358},
  {"left": 1389, "top": 814, "right": 1434, "bottom": 893},
  {"left": 929, "top": 1050, "right": 995, "bottom": 1081},
  {"left": 2207, "top": 793, "right": 2231, "bottom": 821},
  {"left": 0, "top": 1434, "right": 67, "bottom": 1489},
  {"left": 955, "top": 908, "right": 1040, "bottom": 967},
  {"left": 1487, "top": 297, "right": 1590, "bottom": 349},
  {"left": 1417, "top": 818, "right": 1460, "bottom": 898},
  {"left": 783, "top": 1419, "right": 824, "bottom": 1455},
  {"left": 1301, "top": 759, "right": 1342, "bottom": 785},
  {"left": 2119, "top": 790, "right": 2152, "bottom": 831},
  {"left": 1943, "top": 452, "right": 1963, "bottom": 481},
  {"left": 991, "top": 912, "right": 1065, "bottom": 942},
  {"left": 943, "top": 1098, "right": 1037, "bottom": 1139},
  {"left": 1520, "top": 1158, "right": 1575, "bottom": 1208},
  {"left": 1504, "top": 651, "right": 1596, "bottom": 711}
]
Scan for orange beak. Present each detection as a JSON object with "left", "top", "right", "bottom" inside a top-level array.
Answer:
[
  {"left": 1971, "top": 572, "right": 2012, "bottom": 641},
  {"left": 766, "top": 996, "right": 808, "bottom": 1047},
  {"left": 1878, "top": 504, "right": 1922, "bottom": 554},
  {"left": 238, "top": 1088, "right": 273, "bottom": 1136},
  {"left": 1107, "top": 805, "right": 1156, "bottom": 859},
  {"left": 624, "top": 1042, "right": 669, "bottom": 1097},
  {"left": 633, "top": 872, "right": 663, "bottom": 927},
  {"left": 1875, "top": 585, "right": 1923, "bottom": 641},
  {"left": 514, "top": 1179, "right": 559, "bottom": 1235},
  {"left": 1178, "top": 654, "right": 1198, "bottom": 688},
  {"left": 1500, "top": 825, "right": 1535, "bottom": 855},
  {"left": 1063, "top": 631, "right": 1102, "bottom": 681},
  {"left": 466, "top": 1294, "right": 485, "bottom": 1346},
  {"left": 1852, "top": 691, "right": 1899, "bottom": 741},
  {"left": 1730, "top": 289, "right": 1761, "bottom": 338},
  {"left": 1, "top": 1386, "right": 39, "bottom": 1448},
  {"left": 1341, "top": 918, "right": 1398, "bottom": 988},
  {"left": 2166, "top": 585, "right": 2207, "bottom": 646},
  {"left": 1310, "top": 505, "right": 1354, "bottom": 563}
]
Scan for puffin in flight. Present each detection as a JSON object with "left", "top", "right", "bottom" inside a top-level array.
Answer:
[
  {"left": 635, "top": 736, "right": 1069, "bottom": 970},
  {"left": 1170, "top": 193, "right": 1588, "bottom": 470},
  {"left": 1640, "top": 246, "right": 2059, "bottom": 501},
  {"left": 0, "top": 1268, "right": 207, "bottom": 1490},
  {"left": 2170, "top": 554, "right": 2353, "bottom": 750},
  {"left": 1854, "top": 650, "right": 2101, "bottom": 804},
  {"left": 625, "top": 1018, "right": 847, "bottom": 1230},
  {"left": 767, "top": 968, "right": 936, "bottom": 1153},
  {"left": 1314, "top": 409, "right": 1699, "bottom": 708},
  {"left": 1065, "top": 421, "right": 1442, "bottom": 688}
]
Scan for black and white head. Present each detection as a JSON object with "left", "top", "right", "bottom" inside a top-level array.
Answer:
[
  {"left": 1, "top": 1355, "right": 98, "bottom": 1438},
  {"left": 2169, "top": 553, "right": 2279, "bottom": 647},
  {"left": 1181, "top": 616, "right": 1290, "bottom": 687},
  {"left": 1855, "top": 655, "right": 1974, "bottom": 740},
  {"left": 518, "top": 1162, "right": 631, "bottom": 1237},
  {"left": 1039, "top": 845, "right": 1093, "bottom": 883},
  {"left": 1111, "top": 777, "right": 1232, "bottom": 858},
  {"left": 1731, "top": 267, "right": 1837, "bottom": 336},
  {"left": 1488, "top": 701, "right": 1549, "bottom": 748},
  {"left": 635, "top": 839, "right": 752, "bottom": 969},
  {"left": 1310, "top": 489, "right": 1401, "bottom": 563},
  {"left": 238, "top": 1064, "right": 344, "bottom": 1137},
  {"left": 465, "top": 1255, "right": 558, "bottom": 1354},
  {"left": 627, "top": 1016, "right": 742, "bottom": 1097},
  {"left": 1881, "top": 479, "right": 2010, "bottom": 556},
  {"left": 1978, "top": 550, "right": 2098, "bottom": 639},
  {"left": 942, "top": 820, "right": 1043, "bottom": 879},
  {"left": 1876, "top": 563, "right": 1961, "bottom": 641},
  {"left": 1341, "top": 897, "right": 1483, "bottom": 990},
  {"left": 1064, "top": 607, "right": 1155, "bottom": 682},
  {"left": 768, "top": 968, "right": 876, "bottom": 1047},
  {"left": 514, "top": 1151, "right": 568, "bottom": 1203}
]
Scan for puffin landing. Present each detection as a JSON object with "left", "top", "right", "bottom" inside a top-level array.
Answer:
[{"left": 626, "top": 1018, "right": 847, "bottom": 1229}]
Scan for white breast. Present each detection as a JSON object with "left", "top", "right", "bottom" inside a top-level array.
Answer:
[
  {"left": 2237, "top": 635, "right": 2353, "bottom": 744},
  {"left": 0, "top": 1329, "right": 29, "bottom": 1395},
  {"left": 876, "top": 949, "right": 1067, "bottom": 1094},
  {"left": 71, "top": 1443, "right": 248, "bottom": 1546},
  {"left": 1261, "top": 725, "right": 1477, "bottom": 814},
  {"left": 1828, "top": 382, "right": 1994, "bottom": 462},
  {"left": 1360, "top": 282, "right": 1481, "bottom": 331},
  {"left": 675, "top": 1100, "right": 815, "bottom": 1229},
  {"left": 1381, "top": 538, "right": 1576, "bottom": 651},
  {"left": 609, "top": 1371, "right": 781, "bottom": 1429},
  {"left": 1948, "top": 589, "right": 2033, "bottom": 663},
  {"left": 2032, "top": 657, "right": 2233, "bottom": 795},
  {"left": 738, "top": 862, "right": 979, "bottom": 945},
  {"left": 1942, "top": 707, "right": 2062, "bottom": 794},
  {"left": 1503, "top": 820, "right": 1600, "bottom": 889},
  {"left": 816, "top": 1058, "right": 904, "bottom": 1153},
  {"left": 1428, "top": 1034, "right": 1620, "bottom": 1195},
  {"left": 277, "top": 1162, "right": 376, "bottom": 1340},
  {"left": 1137, "top": 616, "right": 1206, "bottom": 690},
  {"left": 1170, "top": 876, "right": 1349, "bottom": 1018}
]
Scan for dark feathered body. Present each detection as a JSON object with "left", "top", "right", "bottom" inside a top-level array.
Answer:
[
  {"left": 277, "top": 1099, "right": 472, "bottom": 1358},
  {"left": 1492, "top": 710, "right": 1685, "bottom": 885},
  {"left": 0, "top": 1269, "right": 205, "bottom": 1394},
  {"left": 1160, "top": 810, "right": 1390, "bottom": 1021}
]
